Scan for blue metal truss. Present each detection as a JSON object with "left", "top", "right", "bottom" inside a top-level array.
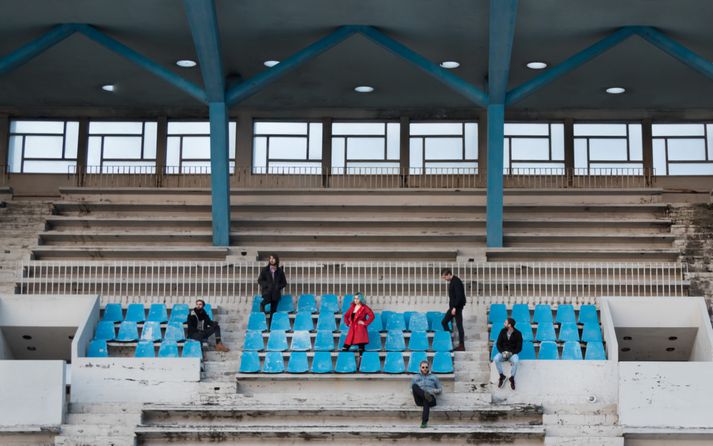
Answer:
[
  {"left": 635, "top": 26, "right": 713, "bottom": 82},
  {"left": 0, "top": 24, "right": 76, "bottom": 76}
]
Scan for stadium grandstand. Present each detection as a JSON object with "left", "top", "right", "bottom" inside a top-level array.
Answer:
[{"left": 2, "top": 0, "right": 713, "bottom": 445}]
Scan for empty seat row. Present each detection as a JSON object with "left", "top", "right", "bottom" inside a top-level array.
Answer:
[
  {"left": 94, "top": 320, "right": 187, "bottom": 342},
  {"left": 101, "top": 303, "right": 212, "bottom": 324},
  {"left": 491, "top": 341, "right": 606, "bottom": 361},
  {"left": 244, "top": 330, "right": 454, "bottom": 352},
  {"left": 239, "top": 350, "right": 454, "bottom": 374},
  {"left": 253, "top": 294, "right": 344, "bottom": 314},
  {"left": 87, "top": 339, "right": 203, "bottom": 358},
  {"left": 488, "top": 321, "right": 603, "bottom": 343},
  {"left": 248, "top": 311, "right": 448, "bottom": 333},
  {"left": 489, "top": 303, "right": 599, "bottom": 326}
]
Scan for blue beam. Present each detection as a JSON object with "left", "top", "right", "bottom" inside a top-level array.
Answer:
[
  {"left": 75, "top": 24, "right": 207, "bottom": 103},
  {"left": 488, "top": 0, "right": 519, "bottom": 103},
  {"left": 208, "top": 102, "right": 231, "bottom": 246},
  {"left": 486, "top": 104, "right": 505, "bottom": 247},
  {"left": 635, "top": 26, "right": 713, "bottom": 82},
  {"left": 358, "top": 26, "right": 489, "bottom": 108},
  {"left": 506, "top": 27, "right": 636, "bottom": 106},
  {"left": 227, "top": 26, "right": 359, "bottom": 106},
  {"left": 0, "top": 24, "right": 76, "bottom": 76},
  {"left": 183, "top": 0, "right": 225, "bottom": 102}
]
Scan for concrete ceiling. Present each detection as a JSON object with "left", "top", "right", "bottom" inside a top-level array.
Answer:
[
  {"left": 0, "top": 0, "right": 712, "bottom": 115},
  {"left": 1, "top": 326, "right": 76, "bottom": 361}
]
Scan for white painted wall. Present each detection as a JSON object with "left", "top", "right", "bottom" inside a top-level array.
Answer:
[
  {"left": 0, "top": 295, "right": 97, "bottom": 327},
  {"left": 0, "top": 360, "right": 65, "bottom": 427},
  {"left": 0, "top": 329, "right": 11, "bottom": 359}
]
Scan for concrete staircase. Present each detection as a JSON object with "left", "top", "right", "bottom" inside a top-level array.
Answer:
[{"left": 53, "top": 403, "right": 141, "bottom": 446}]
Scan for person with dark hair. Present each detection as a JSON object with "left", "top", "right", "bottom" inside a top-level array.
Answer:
[
  {"left": 257, "top": 254, "right": 287, "bottom": 329},
  {"left": 341, "top": 292, "right": 375, "bottom": 365},
  {"left": 187, "top": 299, "right": 229, "bottom": 352},
  {"left": 440, "top": 268, "right": 466, "bottom": 351},
  {"left": 494, "top": 317, "right": 522, "bottom": 390},
  {"left": 411, "top": 360, "right": 442, "bottom": 428}
]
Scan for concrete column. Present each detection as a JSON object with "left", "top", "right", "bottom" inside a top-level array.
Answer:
[
  {"left": 235, "top": 111, "right": 253, "bottom": 172},
  {"left": 486, "top": 104, "right": 505, "bottom": 247},
  {"left": 477, "top": 110, "right": 488, "bottom": 188},
  {"left": 0, "top": 116, "right": 9, "bottom": 171},
  {"left": 75, "top": 119, "right": 89, "bottom": 186},
  {"left": 155, "top": 116, "right": 168, "bottom": 186},
  {"left": 641, "top": 118, "right": 654, "bottom": 185},
  {"left": 399, "top": 116, "right": 410, "bottom": 187},
  {"left": 209, "top": 102, "right": 231, "bottom": 247},
  {"left": 564, "top": 118, "right": 574, "bottom": 186},
  {"left": 321, "top": 118, "right": 332, "bottom": 187}
]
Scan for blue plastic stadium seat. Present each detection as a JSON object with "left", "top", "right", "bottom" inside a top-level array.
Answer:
[
  {"left": 562, "top": 341, "right": 583, "bottom": 360},
  {"left": 511, "top": 304, "right": 531, "bottom": 326},
  {"left": 287, "top": 351, "right": 309, "bottom": 373},
  {"left": 407, "top": 351, "right": 428, "bottom": 374},
  {"left": 432, "top": 331, "right": 453, "bottom": 352},
  {"left": 335, "top": 351, "right": 357, "bottom": 373},
  {"left": 489, "top": 304, "right": 507, "bottom": 323},
  {"left": 204, "top": 303, "right": 214, "bottom": 320},
  {"left": 408, "top": 331, "right": 429, "bottom": 351},
  {"left": 267, "top": 330, "right": 289, "bottom": 352},
  {"left": 270, "top": 312, "right": 291, "bottom": 331},
  {"left": 338, "top": 331, "right": 358, "bottom": 351},
  {"left": 316, "top": 312, "right": 337, "bottom": 331},
  {"left": 578, "top": 305, "right": 599, "bottom": 326},
  {"left": 339, "top": 315, "right": 349, "bottom": 331},
  {"left": 239, "top": 351, "right": 260, "bottom": 372},
  {"left": 87, "top": 339, "right": 108, "bottom": 357},
  {"left": 585, "top": 341, "right": 607, "bottom": 360},
  {"left": 320, "top": 294, "right": 340, "bottom": 313},
  {"left": 404, "top": 311, "right": 416, "bottom": 326},
  {"left": 135, "top": 340, "right": 155, "bottom": 357},
  {"left": 538, "top": 341, "right": 559, "bottom": 360},
  {"left": 385, "top": 313, "right": 406, "bottom": 331},
  {"left": 558, "top": 323, "right": 580, "bottom": 342},
  {"left": 290, "top": 330, "right": 312, "bottom": 351},
  {"left": 535, "top": 322, "right": 557, "bottom": 342},
  {"left": 182, "top": 339, "right": 203, "bottom": 358},
  {"left": 533, "top": 304, "right": 553, "bottom": 325},
  {"left": 365, "top": 329, "right": 382, "bottom": 351},
  {"left": 314, "top": 330, "right": 335, "bottom": 351},
  {"left": 94, "top": 321, "right": 116, "bottom": 341},
  {"left": 294, "top": 311, "right": 315, "bottom": 332},
  {"left": 341, "top": 295, "right": 353, "bottom": 314},
  {"left": 125, "top": 304, "right": 146, "bottom": 323},
  {"left": 164, "top": 321, "right": 186, "bottom": 342},
  {"left": 297, "top": 294, "right": 317, "bottom": 313},
  {"left": 311, "top": 351, "right": 334, "bottom": 373},
  {"left": 489, "top": 326, "right": 501, "bottom": 342},
  {"left": 251, "top": 295, "right": 264, "bottom": 313},
  {"left": 158, "top": 340, "right": 179, "bottom": 358},
  {"left": 276, "top": 295, "right": 294, "bottom": 313},
  {"left": 381, "top": 311, "right": 395, "bottom": 328},
  {"left": 408, "top": 313, "right": 429, "bottom": 332},
  {"left": 169, "top": 303, "right": 190, "bottom": 323},
  {"left": 520, "top": 326, "right": 534, "bottom": 342},
  {"left": 427, "top": 311, "right": 449, "bottom": 331},
  {"left": 359, "top": 351, "right": 381, "bottom": 373},
  {"left": 383, "top": 352, "right": 405, "bottom": 373},
  {"left": 248, "top": 312, "right": 268, "bottom": 332},
  {"left": 555, "top": 304, "right": 576, "bottom": 325},
  {"left": 519, "top": 341, "right": 536, "bottom": 360},
  {"left": 263, "top": 351, "right": 285, "bottom": 373},
  {"left": 582, "top": 323, "right": 603, "bottom": 342},
  {"left": 243, "top": 330, "right": 265, "bottom": 351},
  {"left": 147, "top": 303, "right": 168, "bottom": 323},
  {"left": 432, "top": 351, "right": 454, "bottom": 373},
  {"left": 370, "top": 312, "right": 384, "bottom": 332},
  {"left": 140, "top": 321, "right": 163, "bottom": 342},
  {"left": 102, "top": 303, "right": 123, "bottom": 323},
  {"left": 116, "top": 321, "right": 139, "bottom": 342},
  {"left": 384, "top": 330, "right": 406, "bottom": 351}
]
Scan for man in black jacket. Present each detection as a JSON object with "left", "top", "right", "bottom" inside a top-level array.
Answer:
[
  {"left": 494, "top": 317, "right": 522, "bottom": 390},
  {"left": 257, "top": 254, "right": 287, "bottom": 328},
  {"left": 187, "top": 299, "right": 229, "bottom": 352},
  {"left": 440, "top": 268, "right": 466, "bottom": 351}
]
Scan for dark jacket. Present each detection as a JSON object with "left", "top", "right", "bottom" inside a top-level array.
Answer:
[
  {"left": 496, "top": 328, "right": 523, "bottom": 355},
  {"left": 187, "top": 308, "right": 215, "bottom": 337},
  {"left": 448, "top": 275, "right": 466, "bottom": 309},
  {"left": 257, "top": 265, "right": 287, "bottom": 299}
]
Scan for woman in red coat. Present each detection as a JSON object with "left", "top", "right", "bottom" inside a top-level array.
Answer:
[{"left": 342, "top": 293, "right": 375, "bottom": 356}]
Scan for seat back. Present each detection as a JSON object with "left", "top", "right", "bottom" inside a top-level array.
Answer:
[
  {"left": 293, "top": 311, "right": 315, "bottom": 331},
  {"left": 263, "top": 351, "right": 286, "bottom": 373},
  {"left": 578, "top": 305, "right": 599, "bottom": 325},
  {"left": 427, "top": 311, "right": 447, "bottom": 331},
  {"left": 247, "top": 312, "right": 268, "bottom": 332},
  {"left": 320, "top": 294, "right": 340, "bottom": 313},
  {"left": 533, "top": 304, "right": 553, "bottom": 324},
  {"left": 369, "top": 312, "right": 384, "bottom": 332},
  {"left": 147, "top": 304, "right": 168, "bottom": 323},
  {"left": 239, "top": 351, "right": 260, "bottom": 372},
  {"left": 297, "top": 294, "right": 317, "bottom": 313},
  {"left": 359, "top": 351, "right": 381, "bottom": 373},
  {"left": 384, "top": 330, "right": 406, "bottom": 351},
  {"left": 585, "top": 341, "right": 606, "bottom": 360},
  {"left": 169, "top": 304, "right": 190, "bottom": 323},
  {"left": 555, "top": 304, "right": 576, "bottom": 324},
  {"left": 365, "top": 329, "right": 382, "bottom": 351},
  {"left": 158, "top": 340, "right": 179, "bottom": 358},
  {"left": 407, "top": 351, "right": 428, "bottom": 373},
  {"left": 341, "top": 295, "right": 353, "bottom": 314},
  {"left": 243, "top": 330, "right": 265, "bottom": 351},
  {"left": 432, "top": 331, "right": 453, "bottom": 352},
  {"left": 87, "top": 339, "right": 108, "bottom": 357},
  {"left": 383, "top": 352, "right": 405, "bottom": 373},
  {"left": 385, "top": 313, "right": 406, "bottom": 331},
  {"left": 489, "top": 303, "right": 507, "bottom": 323},
  {"left": 408, "top": 313, "right": 429, "bottom": 332},
  {"left": 182, "top": 339, "right": 203, "bottom": 358},
  {"left": 538, "top": 341, "right": 559, "bottom": 360},
  {"left": 335, "top": 351, "right": 357, "bottom": 373},
  {"left": 431, "top": 351, "right": 454, "bottom": 373},
  {"left": 407, "top": 331, "right": 429, "bottom": 351},
  {"left": 276, "top": 295, "right": 295, "bottom": 313},
  {"left": 519, "top": 341, "right": 536, "bottom": 360},
  {"left": 582, "top": 323, "right": 603, "bottom": 342},
  {"left": 558, "top": 323, "right": 580, "bottom": 342},
  {"left": 535, "top": 322, "right": 557, "bottom": 342},
  {"left": 102, "top": 303, "right": 123, "bottom": 323},
  {"left": 164, "top": 321, "right": 186, "bottom": 342},
  {"left": 511, "top": 304, "right": 531, "bottom": 325},
  {"left": 140, "top": 321, "right": 163, "bottom": 342},
  {"left": 520, "top": 325, "right": 534, "bottom": 341},
  {"left": 251, "top": 295, "right": 264, "bottom": 313},
  {"left": 94, "top": 321, "right": 116, "bottom": 341},
  {"left": 562, "top": 341, "right": 583, "bottom": 360},
  {"left": 134, "top": 340, "right": 155, "bottom": 357},
  {"left": 290, "top": 330, "right": 312, "bottom": 351},
  {"left": 125, "top": 303, "right": 146, "bottom": 322},
  {"left": 314, "top": 330, "right": 335, "bottom": 351},
  {"left": 316, "top": 312, "right": 337, "bottom": 331},
  {"left": 116, "top": 321, "right": 139, "bottom": 342},
  {"left": 287, "top": 351, "right": 309, "bottom": 373},
  {"left": 270, "top": 312, "right": 291, "bottom": 331},
  {"left": 311, "top": 351, "right": 333, "bottom": 373},
  {"left": 267, "top": 330, "right": 289, "bottom": 352}
]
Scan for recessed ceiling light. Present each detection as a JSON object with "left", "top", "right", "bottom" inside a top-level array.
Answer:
[
  {"left": 176, "top": 59, "right": 197, "bottom": 68},
  {"left": 264, "top": 60, "right": 280, "bottom": 68},
  {"left": 354, "top": 86, "right": 374, "bottom": 93},
  {"left": 606, "top": 87, "right": 626, "bottom": 94},
  {"left": 440, "top": 61, "right": 460, "bottom": 69},
  {"left": 101, "top": 84, "right": 115, "bottom": 92},
  {"left": 526, "top": 61, "right": 548, "bottom": 70}
]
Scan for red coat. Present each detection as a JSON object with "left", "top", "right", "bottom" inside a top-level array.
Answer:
[{"left": 343, "top": 303, "right": 375, "bottom": 346}]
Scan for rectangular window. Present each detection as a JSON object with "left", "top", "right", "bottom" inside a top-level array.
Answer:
[
  {"left": 332, "top": 122, "right": 399, "bottom": 174},
  {"left": 573, "top": 123, "right": 643, "bottom": 174},
  {"left": 86, "top": 121, "right": 158, "bottom": 173},
  {"left": 167, "top": 121, "right": 237, "bottom": 174},
  {"left": 408, "top": 122, "right": 477, "bottom": 174},
  {"left": 253, "top": 121, "right": 322, "bottom": 174},
  {"left": 652, "top": 123, "right": 713, "bottom": 175},
  {"left": 8, "top": 120, "right": 79, "bottom": 173},
  {"left": 504, "top": 123, "right": 565, "bottom": 173}
]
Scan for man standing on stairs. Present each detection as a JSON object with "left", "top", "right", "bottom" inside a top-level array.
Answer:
[
  {"left": 440, "top": 268, "right": 466, "bottom": 351},
  {"left": 187, "top": 299, "right": 229, "bottom": 352},
  {"left": 257, "top": 254, "right": 287, "bottom": 329},
  {"left": 411, "top": 360, "right": 442, "bottom": 428},
  {"left": 494, "top": 318, "right": 522, "bottom": 390}
]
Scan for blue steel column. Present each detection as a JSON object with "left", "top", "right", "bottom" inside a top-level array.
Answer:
[
  {"left": 486, "top": 104, "right": 505, "bottom": 247},
  {"left": 209, "top": 102, "right": 230, "bottom": 246}
]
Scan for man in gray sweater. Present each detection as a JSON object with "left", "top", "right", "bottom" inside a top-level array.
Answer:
[{"left": 411, "top": 360, "right": 443, "bottom": 428}]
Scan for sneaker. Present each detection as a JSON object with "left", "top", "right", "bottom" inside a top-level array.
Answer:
[
  {"left": 498, "top": 374, "right": 506, "bottom": 388},
  {"left": 454, "top": 343, "right": 466, "bottom": 352},
  {"left": 420, "top": 422, "right": 428, "bottom": 428},
  {"left": 424, "top": 391, "right": 434, "bottom": 403},
  {"left": 510, "top": 376, "right": 516, "bottom": 390},
  {"left": 215, "top": 343, "right": 230, "bottom": 353}
]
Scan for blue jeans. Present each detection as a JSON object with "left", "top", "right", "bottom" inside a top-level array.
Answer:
[{"left": 494, "top": 353, "right": 520, "bottom": 378}]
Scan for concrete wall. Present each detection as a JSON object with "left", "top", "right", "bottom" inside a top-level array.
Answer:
[
  {"left": 0, "top": 294, "right": 97, "bottom": 327},
  {"left": 71, "top": 295, "right": 99, "bottom": 360},
  {"left": 0, "top": 328, "right": 11, "bottom": 359},
  {"left": 0, "top": 360, "right": 65, "bottom": 427}
]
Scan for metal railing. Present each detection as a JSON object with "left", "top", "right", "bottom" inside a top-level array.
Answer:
[{"left": 16, "top": 260, "right": 688, "bottom": 305}]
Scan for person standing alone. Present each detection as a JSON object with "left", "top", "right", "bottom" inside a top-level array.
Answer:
[
  {"left": 440, "top": 268, "right": 466, "bottom": 351},
  {"left": 257, "top": 254, "right": 287, "bottom": 329}
]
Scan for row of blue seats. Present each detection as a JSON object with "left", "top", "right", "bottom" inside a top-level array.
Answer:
[
  {"left": 239, "top": 350, "right": 454, "bottom": 374},
  {"left": 87, "top": 339, "right": 203, "bottom": 358},
  {"left": 489, "top": 321, "right": 603, "bottom": 343},
  {"left": 94, "top": 320, "right": 187, "bottom": 342},
  {"left": 248, "top": 311, "right": 449, "bottom": 333},
  {"left": 244, "top": 330, "right": 455, "bottom": 352},
  {"left": 101, "top": 303, "right": 213, "bottom": 323},
  {"left": 489, "top": 303, "right": 598, "bottom": 326},
  {"left": 491, "top": 340, "right": 606, "bottom": 360},
  {"left": 253, "top": 294, "right": 352, "bottom": 314}
]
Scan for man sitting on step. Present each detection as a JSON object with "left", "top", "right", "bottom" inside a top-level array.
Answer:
[
  {"left": 187, "top": 299, "right": 229, "bottom": 352},
  {"left": 411, "top": 360, "right": 442, "bottom": 428},
  {"left": 494, "top": 318, "right": 522, "bottom": 390}
]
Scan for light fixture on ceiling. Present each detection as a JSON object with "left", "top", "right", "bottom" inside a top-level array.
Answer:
[
  {"left": 526, "top": 61, "right": 548, "bottom": 70},
  {"left": 354, "top": 85, "right": 374, "bottom": 93},
  {"left": 176, "top": 59, "right": 197, "bottom": 68},
  {"left": 101, "top": 84, "right": 116, "bottom": 92},
  {"left": 606, "top": 87, "right": 626, "bottom": 94},
  {"left": 440, "top": 61, "right": 460, "bottom": 69},
  {"left": 264, "top": 60, "right": 280, "bottom": 68}
]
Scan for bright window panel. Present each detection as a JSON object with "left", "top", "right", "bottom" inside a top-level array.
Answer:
[
  {"left": 102, "top": 136, "right": 143, "bottom": 159},
  {"left": 143, "top": 122, "right": 158, "bottom": 159},
  {"left": 652, "top": 140, "right": 667, "bottom": 175},
  {"left": 333, "top": 123, "right": 385, "bottom": 136},
  {"left": 331, "top": 138, "right": 345, "bottom": 168},
  {"left": 668, "top": 163, "right": 713, "bottom": 175},
  {"left": 22, "top": 160, "right": 75, "bottom": 173},
  {"left": 628, "top": 124, "right": 643, "bottom": 161},
  {"left": 346, "top": 138, "right": 385, "bottom": 160},
  {"left": 23, "top": 135, "right": 64, "bottom": 158},
  {"left": 504, "top": 139, "right": 510, "bottom": 167},
  {"left": 652, "top": 124, "right": 705, "bottom": 137},
  {"left": 410, "top": 123, "right": 463, "bottom": 136},
  {"left": 707, "top": 125, "right": 713, "bottom": 160},
  {"left": 166, "top": 137, "right": 181, "bottom": 166},
  {"left": 505, "top": 123, "right": 550, "bottom": 136},
  {"left": 254, "top": 122, "right": 308, "bottom": 135},
  {"left": 87, "top": 137, "right": 103, "bottom": 166},
  {"left": 89, "top": 121, "right": 143, "bottom": 135},
  {"left": 425, "top": 138, "right": 462, "bottom": 160},
  {"left": 181, "top": 136, "right": 211, "bottom": 159},
  {"left": 550, "top": 124, "right": 565, "bottom": 161},
  {"left": 11, "top": 120, "right": 65, "bottom": 134},
  {"left": 269, "top": 137, "right": 308, "bottom": 159},
  {"left": 574, "top": 139, "right": 588, "bottom": 169},
  {"left": 229, "top": 122, "right": 237, "bottom": 159},
  {"left": 574, "top": 123, "right": 627, "bottom": 137},
  {"left": 64, "top": 122, "right": 79, "bottom": 159},
  {"left": 510, "top": 162, "right": 564, "bottom": 171},
  {"left": 253, "top": 137, "right": 267, "bottom": 168},
  {"left": 386, "top": 123, "right": 400, "bottom": 160},
  {"left": 464, "top": 123, "right": 478, "bottom": 160},
  {"left": 308, "top": 123, "right": 323, "bottom": 160},
  {"left": 409, "top": 138, "right": 424, "bottom": 169},
  {"left": 8, "top": 136, "right": 23, "bottom": 172},
  {"left": 589, "top": 163, "right": 643, "bottom": 171},
  {"left": 511, "top": 138, "right": 550, "bottom": 160},
  {"left": 588, "top": 139, "right": 628, "bottom": 161},
  {"left": 167, "top": 121, "right": 210, "bottom": 134},
  {"left": 667, "top": 139, "right": 707, "bottom": 161}
]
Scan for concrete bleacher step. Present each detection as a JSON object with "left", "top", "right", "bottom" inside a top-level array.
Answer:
[
  {"left": 486, "top": 247, "right": 681, "bottom": 262},
  {"left": 30, "top": 246, "right": 228, "bottom": 261},
  {"left": 504, "top": 233, "right": 675, "bottom": 248},
  {"left": 38, "top": 231, "right": 214, "bottom": 246},
  {"left": 256, "top": 247, "right": 459, "bottom": 261},
  {"left": 544, "top": 437, "right": 623, "bottom": 446}
]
